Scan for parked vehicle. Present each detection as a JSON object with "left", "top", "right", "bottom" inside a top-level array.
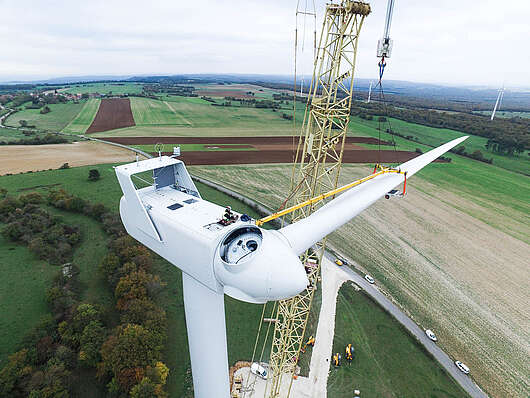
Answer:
[
  {"left": 364, "top": 274, "right": 375, "bottom": 284},
  {"left": 425, "top": 329, "right": 437, "bottom": 342},
  {"left": 250, "top": 362, "right": 268, "bottom": 379},
  {"left": 455, "top": 361, "right": 470, "bottom": 374}
]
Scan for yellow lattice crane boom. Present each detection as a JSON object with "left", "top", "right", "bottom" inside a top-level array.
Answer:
[{"left": 265, "top": 2, "right": 371, "bottom": 397}]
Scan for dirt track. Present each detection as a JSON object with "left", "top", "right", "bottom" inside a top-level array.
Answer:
[
  {"left": 0, "top": 142, "right": 140, "bottom": 175},
  {"left": 86, "top": 98, "right": 135, "bottom": 134}
]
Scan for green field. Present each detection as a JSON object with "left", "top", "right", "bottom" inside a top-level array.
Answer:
[
  {"left": 348, "top": 116, "right": 530, "bottom": 175},
  {"left": 474, "top": 110, "right": 530, "bottom": 119},
  {"left": 93, "top": 95, "right": 300, "bottom": 137},
  {"left": 4, "top": 101, "right": 85, "bottom": 132},
  {"left": 130, "top": 96, "right": 190, "bottom": 126},
  {"left": 62, "top": 98, "right": 100, "bottom": 134},
  {"left": 0, "top": 232, "right": 59, "bottom": 367},
  {"left": 61, "top": 82, "right": 144, "bottom": 95},
  {"left": 328, "top": 284, "right": 469, "bottom": 397},
  {"left": 0, "top": 127, "right": 33, "bottom": 143}
]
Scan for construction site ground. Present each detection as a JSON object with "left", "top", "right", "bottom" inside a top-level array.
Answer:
[{"left": 233, "top": 255, "right": 350, "bottom": 398}]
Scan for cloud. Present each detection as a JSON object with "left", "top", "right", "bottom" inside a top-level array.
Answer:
[{"left": 1, "top": 0, "right": 528, "bottom": 87}]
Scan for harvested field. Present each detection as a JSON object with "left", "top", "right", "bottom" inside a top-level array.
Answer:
[
  {"left": 86, "top": 98, "right": 135, "bottom": 133},
  {"left": 0, "top": 142, "right": 141, "bottom": 175},
  {"left": 159, "top": 149, "right": 423, "bottom": 165},
  {"left": 99, "top": 136, "right": 389, "bottom": 145}
]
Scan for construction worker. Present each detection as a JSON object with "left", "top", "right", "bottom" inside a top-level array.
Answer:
[
  {"left": 345, "top": 343, "right": 355, "bottom": 363},
  {"left": 333, "top": 353, "right": 341, "bottom": 367},
  {"left": 301, "top": 335, "right": 315, "bottom": 353}
]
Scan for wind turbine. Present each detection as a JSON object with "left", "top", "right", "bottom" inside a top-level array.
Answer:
[
  {"left": 114, "top": 135, "right": 467, "bottom": 398},
  {"left": 491, "top": 85, "right": 505, "bottom": 120}
]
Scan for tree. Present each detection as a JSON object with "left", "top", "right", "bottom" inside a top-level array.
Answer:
[
  {"left": 39, "top": 106, "right": 51, "bottom": 114},
  {"left": 130, "top": 378, "right": 157, "bottom": 398},
  {"left": 88, "top": 169, "right": 100, "bottom": 181},
  {"left": 19, "top": 120, "right": 28, "bottom": 127},
  {"left": 100, "top": 324, "right": 163, "bottom": 392},
  {"left": 79, "top": 321, "right": 106, "bottom": 367}
]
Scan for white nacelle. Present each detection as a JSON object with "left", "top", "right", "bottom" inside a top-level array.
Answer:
[{"left": 115, "top": 157, "right": 308, "bottom": 304}]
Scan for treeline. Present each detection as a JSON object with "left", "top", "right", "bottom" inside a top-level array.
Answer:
[
  {"left": 0, "top": 190, "right": 170, "bottom": 397},
  {"left": 353, "top": 102, "right": 529, "bottom": 156},
  {"left": 0, "top": 134, "right": 68, "bottom": 146}
]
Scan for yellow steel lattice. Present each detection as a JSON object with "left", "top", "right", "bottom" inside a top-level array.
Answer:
[{"left": 264, "top": 2, "right": 371, "bottom": 398}]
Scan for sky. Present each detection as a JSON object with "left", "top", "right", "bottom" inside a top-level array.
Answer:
[{"left": 1, "top": 0, "right": 528, "bottom": 88}]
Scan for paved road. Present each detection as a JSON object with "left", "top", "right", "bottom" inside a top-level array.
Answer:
[{"left": 323, "top": 251, "right": 488, "bottom": 398}]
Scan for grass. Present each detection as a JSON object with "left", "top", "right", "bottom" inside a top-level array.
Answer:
[
  {"left": 62, "top": 98, "right": 100, "bottom": 134},
  {"left": 348, "top": 115, "right": 530, "bottom": 175},
  {"left": 130, "top": 97, "right": 190, "bottom": 126},
  {"left": 93, "top": 95, "right": 300, "bottom": 137},
  {"left": 4, "top": 101, "right": 86, "bottom": 132},
  {"left": 61, "top": 82, "right": 144, "bottom": 95},
  {"left": 328, "top": 284, "right": 469, "bottom": 397},
  {"left": 0, "top": 127, "right": 34, "bottom": 143},
  {"left": 0, "top": 232, "right": 59, "bottom": 367}
]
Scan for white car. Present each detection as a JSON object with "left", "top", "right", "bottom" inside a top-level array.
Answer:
[
  {"left": 364, "top": 274, "right": 375, "bottom": 284},
  {"left": 425, "top": 329, "right": 437, "bottom": 342},
  {"left": 250, "top": 362, "right": 268, "bottom": 379},
  {"left": 455, "top": 361, "right": 470, "bottom": 374}
]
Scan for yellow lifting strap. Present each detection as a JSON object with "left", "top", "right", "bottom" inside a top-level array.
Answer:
[{"left": 255, "top": 165, "right": 405, "bottom": 227}]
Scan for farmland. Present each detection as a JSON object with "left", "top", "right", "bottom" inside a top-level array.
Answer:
[
  {"left": 60, "top": 82, "right": 144, "bottom": 95},
  {"left": 4, "top": 101, "right": 85, "bottom": 131},
  {"left": 189, "top": 154, "right": 530, "bottom": 397},
  {"left": 85, "top": 98, "right": 135, "bottom": 133},
  {"left": 130, "top": 96, "right": 190, "bottom": 126},
  {"left": 328, "top": 284, "right": 468, "bottom": 397},
  {"left": 90, "top": 95, "right": 300, "bottom": 137},
  {"left": 348, "top": 115, "right": 530, "bottom": 175},
  {"left": 0, "top": 164, "right": 474, "bottom": 397},
  {"left": 0, "top": 142, "right": 139, "bottom": 175},
  {"left": 62, "top": 98, "right": 100, "bottom": 134}
]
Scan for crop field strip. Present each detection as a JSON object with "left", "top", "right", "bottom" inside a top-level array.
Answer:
[
  {"left": 85, "top": 98, "right": 135, "bottom": 133},
  {"left": 62, "top": 98, "right": 100, "bottom": 134}
]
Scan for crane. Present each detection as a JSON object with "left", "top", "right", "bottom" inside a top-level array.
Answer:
[
  {"left": 376, "top": 0, "right": 395, "bottom": 81},
  {"left": 264, "top": 2, "right": 371, "bottom": 397}
]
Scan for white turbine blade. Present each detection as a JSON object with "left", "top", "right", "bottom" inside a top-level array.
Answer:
[
  {"left": 279, "top": 136, "right": 468, "bottom": 254},
  {"left": 182, "top": 273, "right": 230, "bottom": 398}
]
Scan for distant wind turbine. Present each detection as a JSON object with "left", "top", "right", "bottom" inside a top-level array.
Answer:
[{"left": 491, "top": 86, "right": 505, "bottom": 120}]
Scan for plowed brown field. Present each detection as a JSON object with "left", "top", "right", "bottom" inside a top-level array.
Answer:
[
  {"left": 99, "top": 136, "right": 390, "bottom": 145},
  {"left": 86, "top": 98, "right": 135, "bottom": 133},
  {"left": 158, "top": 149, "right": 422, "bottom": 165}
]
